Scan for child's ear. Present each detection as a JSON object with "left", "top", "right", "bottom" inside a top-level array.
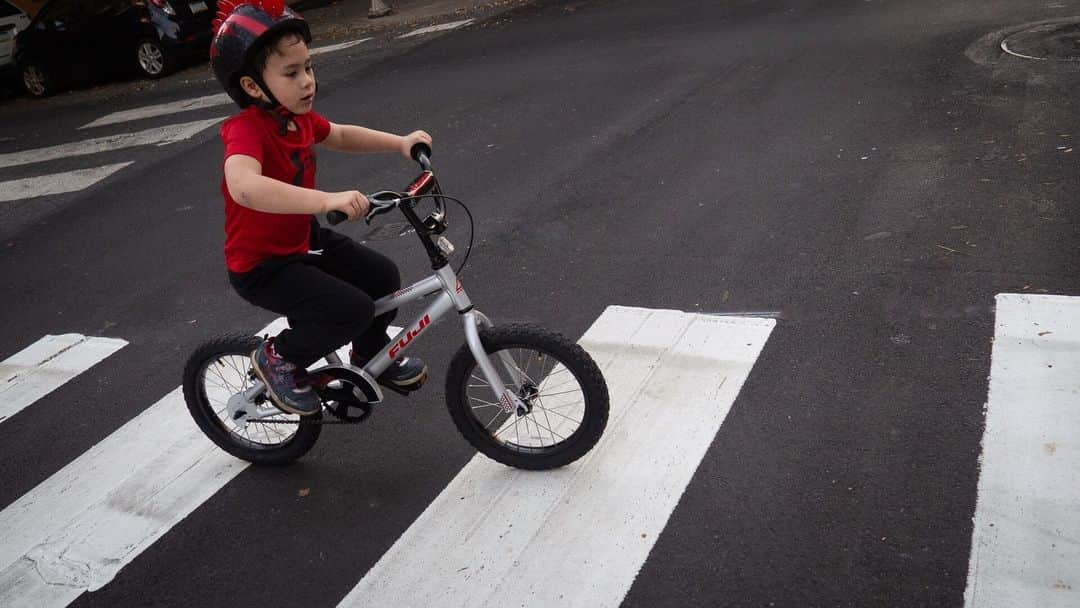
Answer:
[{"left": 239, "top": 75, "right": 266, "bottom": 101}]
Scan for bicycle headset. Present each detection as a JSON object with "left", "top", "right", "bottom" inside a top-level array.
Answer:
[{"left": 210, "top": 0, "right": 313, "bottom": 135}]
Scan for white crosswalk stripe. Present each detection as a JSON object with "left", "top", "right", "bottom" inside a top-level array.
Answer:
[
  {"left": 79, "top": 94, "right": 233, "bottom": 130},
  {"left": 311, "top": 38, "right": 372, "bottom": 56},
  {"left": 964, "top": 294, "right": 1080, "bottom": 608},
  {"left": 0, "top": 118, "right": 223, "bottom": 170},
  {"left": 0, "top": 334, "right": 127, "bottom": 424},
  {"left": 0, "top": 163, "right": 134, "bottom": 203},
  {"left": 398, "top": 19, "right": 474, "bottom": 39}
]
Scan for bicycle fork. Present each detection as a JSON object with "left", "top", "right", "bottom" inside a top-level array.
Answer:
[{"left": 464, "top": 310, "right": 530, "bottom": 415}]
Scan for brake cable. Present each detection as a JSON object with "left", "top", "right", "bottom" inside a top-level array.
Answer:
[{"left": 389, "top": 193, "right": 475, "bottom": 275}]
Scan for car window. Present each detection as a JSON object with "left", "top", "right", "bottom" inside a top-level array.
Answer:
[
  {"left": 90, "top": 0, "right": 127, "bottom": 16},
  {"left": 37, "top": 0, "right": 85, "bottom": 24}
]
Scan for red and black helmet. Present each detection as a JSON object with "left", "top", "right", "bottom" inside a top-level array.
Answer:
[{"left": 210, "top": 0, "right": 311, "bottom": 108}]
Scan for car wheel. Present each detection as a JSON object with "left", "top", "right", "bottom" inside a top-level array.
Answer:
[
  {"left": 136, "top": 38, "right": 176, "bottom": 79},
  {"left": 20, "top": 62, "right": 55, "bottom": 97}
]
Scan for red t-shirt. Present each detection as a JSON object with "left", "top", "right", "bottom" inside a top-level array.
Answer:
[{"left": 220, "top": 107, "right": 332, "bottom": 273}]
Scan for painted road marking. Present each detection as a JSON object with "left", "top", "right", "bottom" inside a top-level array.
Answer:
[
  {"left": 0, "top": 334, "right": 127, "bottom": 424},
  {"left": 311, "top": 38, "right": 372, "bottom": 55},
  {"left": 0, "top": 163, "right": 133, "bottom": 202},
  {"left": 964, "top": 294, "right": 1080, "bottom": 607},
  {"left": 0, "top": 118, "right": 223, "bottom": 170},
  {"left": 398, "top": 19, "right": 474, "bottom": 39},
  {"left": 0, "top": 319, "right": 395, "bottom": 607},
  {"left": 337, "top": 305, "right": 776, "bottom": 608},
  {"left": 79, "top": 94, "right": 232, "bottom": 129}
]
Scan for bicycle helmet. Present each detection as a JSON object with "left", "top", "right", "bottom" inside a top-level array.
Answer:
[{"left": 211, "top": 0, "right": 312, "bottom": 130}]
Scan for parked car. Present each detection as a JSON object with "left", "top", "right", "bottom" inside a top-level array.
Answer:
[
  {"left": 12, "top": 0, "right": 217, "bottom": 97},
  {"left": 0, "top": 1, "right": 31, "bottom": 75}
]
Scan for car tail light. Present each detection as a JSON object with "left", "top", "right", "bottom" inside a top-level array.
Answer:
[{"left": 149, "top": 0, "right": 177, "bottom": 15}]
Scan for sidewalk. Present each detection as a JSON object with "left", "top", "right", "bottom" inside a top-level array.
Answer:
[{"left": 294, "top": 0, "right": 533, "bottom": 43}]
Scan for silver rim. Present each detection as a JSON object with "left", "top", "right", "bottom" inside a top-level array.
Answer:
[
  {"left": 200, "top": 354, "right": 299, "bottom": 446},
  {"left": 465, "top": 348, "right": 586, "bottom": 450},
  {"left": 137, "top": 41, "right": 164, "bottom": 75},
  {"left": 22, "top": 65, "right": 45, "bottom": 96}
]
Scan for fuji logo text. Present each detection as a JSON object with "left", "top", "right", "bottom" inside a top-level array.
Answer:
[{"left": 389, "top": 315, "right": 431, "bottom": 359}]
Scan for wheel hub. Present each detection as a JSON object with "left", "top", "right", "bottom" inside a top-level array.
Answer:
[
  {"left": 23, "top": 67, "right": 44, "bottom": 95},
  {"left": 138, "top": 43, "right": 163, "bottom": 74},
  {"left": 516, "top": 383, "right": 539, "bottom": 415}
]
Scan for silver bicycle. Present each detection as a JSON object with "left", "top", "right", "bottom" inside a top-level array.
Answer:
[{"left": 182, "top": 145, "right": 610, "bottom": 469}]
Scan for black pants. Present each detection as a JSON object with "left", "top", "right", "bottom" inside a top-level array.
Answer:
[{"left": 229, "top": 227, "right": 400, "bottom": 367}]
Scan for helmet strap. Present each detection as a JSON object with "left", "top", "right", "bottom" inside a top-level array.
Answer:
[{"left": 248, "top": 72, "right": 293, "bottom": 135}]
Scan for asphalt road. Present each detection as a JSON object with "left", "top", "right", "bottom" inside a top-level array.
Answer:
[{"left": 2, "top": 0, "right": 1079, "bottom": 606}]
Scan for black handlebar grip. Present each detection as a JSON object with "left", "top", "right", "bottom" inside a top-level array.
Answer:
[
  {"left": 410, "top": 142, "right": 432, "bottom": 163},
  {"left": 327, "top": 210, "right": 348, "bottom": 225}
]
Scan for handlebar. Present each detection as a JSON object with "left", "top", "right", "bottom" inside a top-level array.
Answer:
[{"left": 326, "top": 143, "right": 433, "bottom": 226}]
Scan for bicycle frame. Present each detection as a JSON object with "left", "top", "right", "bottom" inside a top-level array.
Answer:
[
  {"left": 340, "top": 263, "right": 527, "bottom": 412},
  {"left": 234, "top": 263, "right": 529, "bottom": 421}
]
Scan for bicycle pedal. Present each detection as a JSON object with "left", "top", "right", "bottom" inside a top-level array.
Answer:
[{"left": 379, "top": 370, "right": 427, "bottom": 396}]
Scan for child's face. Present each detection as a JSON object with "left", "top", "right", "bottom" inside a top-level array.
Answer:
[{"left": 257, "top": 34, "right": 315, "bottom": 114}]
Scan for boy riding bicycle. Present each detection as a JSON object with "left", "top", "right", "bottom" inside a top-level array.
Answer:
[{"left": 210, "top": 0, "right": 430, "bottom": 417}]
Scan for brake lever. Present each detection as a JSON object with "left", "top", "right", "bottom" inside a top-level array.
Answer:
[{"left": 364, "top": 197, "right": 401, "bottom": 225}]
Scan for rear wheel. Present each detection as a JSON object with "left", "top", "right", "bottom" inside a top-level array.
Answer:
[
  {"left": 135, "top": 38, "right": 176, "bottom": 78},
  {"left": 445, "top": 324, "right": 609, "bottom": 470},
  {"left": 183, "top": 334, "right": 322, "bottom": 465}
]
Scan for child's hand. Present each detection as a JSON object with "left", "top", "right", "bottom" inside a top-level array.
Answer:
[
  {"left": 399, "top": 130, "right": 433, "bottom": 160},
  {"left": 324, "top": 190, "right": 369, "bottom": 221}
]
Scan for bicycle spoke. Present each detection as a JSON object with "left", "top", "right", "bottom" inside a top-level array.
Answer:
[
  {"left": 204, "top": 376, "right": 232, "bottom": 394},
  {"left": 484, "top": 409, "right": 507, "bottom": 431},
  {"left": 224, "top": 355, "right": 248, "bottom": 381},
  {"left": 538, "top": 400, "right": 559, "bottom": 446},
  {"left": 219, "top": 357, "right": 244, "bottom": 384},
  {"left": 469, "top": 402, "right": 501, "bottom": 410},
  {"left": 517, "top": 415, "right": 568, "bottom": 442},
  {"left": 532, "top": 402, "right": 582, "bottom": 426},
  {"left": 535, "top": 388, "right": 582, "bottom": 399},
  {"left": 539, "top": 401, "right": 586, "bottom": 412},
  {"left": 523, "top": 349, "right": 535, "bottom": 385},
  {"left": 535, "top": 375, "right": 578, "bottom": 395},
  {"left": 208, "top": 366, "right": 237, "bottom": 395}
]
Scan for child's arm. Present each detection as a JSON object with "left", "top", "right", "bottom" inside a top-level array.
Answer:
[
  {"left": 225, "top": 154, "right": 368, "bottom": 219},
  {"left": 321, "top": 123, "right": 432, "bottom": 159}
]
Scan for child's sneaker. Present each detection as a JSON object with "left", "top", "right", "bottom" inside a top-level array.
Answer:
[
  {"left": 251, "top": 338, "right": 322, "bottom": 416},
  {"left": 376, "top": 356, "right": 428, "bottom": 389},
  {"left": 350, "top": 353, "right": 428, "bottom": 390}
]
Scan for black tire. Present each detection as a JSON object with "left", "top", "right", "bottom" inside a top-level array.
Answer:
[
  {"left": 182, "top": 334, "right": 322, "bottom": 465},
  {"left": 135, "top": 38, "right": 176, "bottom": 79},
  {"left": 20, "top": 61, "right": 57, "bottom": 97},
  {"left": 445, "top": 324, "right": 609, "bottom": 470}
]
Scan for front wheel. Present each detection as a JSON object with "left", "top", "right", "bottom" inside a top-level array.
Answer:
[
  {"left": 182, "top": 334, "right": 322, "bottom": 465},
  {"left": 446, "top": 324, "right": 609, "bottom": 470}
]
